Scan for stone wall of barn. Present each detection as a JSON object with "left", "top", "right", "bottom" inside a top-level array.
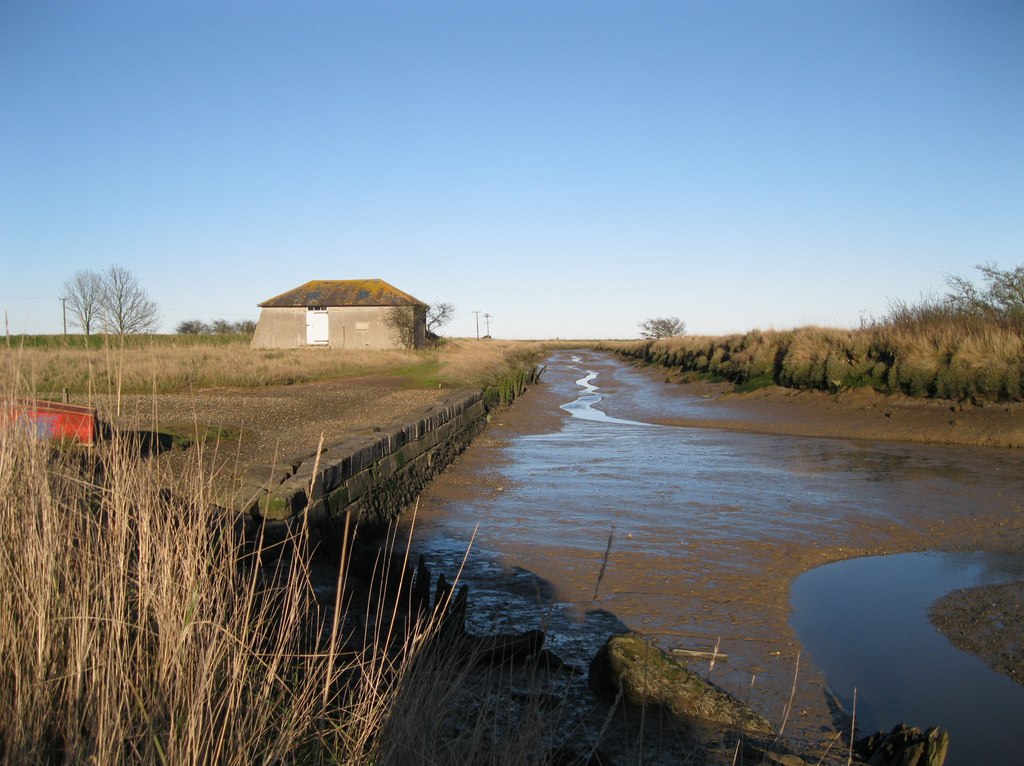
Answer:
[
  {"left": 250, "top": 306, "right": 306, "bottom": 348},
  {"left": 250, "top": 304, "right": 425, "bottom": 349}
]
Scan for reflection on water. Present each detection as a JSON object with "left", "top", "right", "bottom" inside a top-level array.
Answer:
[{"left": 790, "top": 552, "right": 1024, "bottom": 766}]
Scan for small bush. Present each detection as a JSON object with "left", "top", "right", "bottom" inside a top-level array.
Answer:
[
  {"left": 892, "top": 363, "right": 934, "bottom": 397},
  {"left": 824, "top": 353, "right": 850, "bottom": 391},
  {"left": 933, "top": 365, "right": 976, "bottom": 401},
  {"left": 733, "top": 373, "right": 774, "bottom": 393}
]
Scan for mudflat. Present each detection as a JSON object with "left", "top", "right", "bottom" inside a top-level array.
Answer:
[
  {"left": 413, "top": 353, "right": 1024, "bottom": 754},
  {"left": 635, "top": 372, "right": 1024, "bottom": 449},
  {"left": 629, "top": 362, "right": 1024, "bottom": 698}
]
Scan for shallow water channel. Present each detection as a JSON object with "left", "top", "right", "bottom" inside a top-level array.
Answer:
[{"left": 405, "top": 350, "right": 1024, "bottom": 757}]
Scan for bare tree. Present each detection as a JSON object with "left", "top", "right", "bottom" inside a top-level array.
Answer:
[
  {"left": 385, "top": 302, "right": 450, "bottom": 347},
  {"left": 384, "top": 306, "right": 417, "bottom": 348},
  {"left": 61, "top": 269, "right": 104, "bottom": 336},
  {"left": 639, "top": 316, "right": 686, "bottom": 339},
  {"left": 99, "top": 265, "right": 160, "bottom": 334},
  {"left": 427, "top": 302, "right": 455, "bottom": 334},
  {"left": 945, "top": 261, "right": 1024, "bottom": 327}
]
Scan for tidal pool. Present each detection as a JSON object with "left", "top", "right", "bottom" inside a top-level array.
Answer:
[{"left": 790, "top": 552, "right": 1024, "bottom": 766}]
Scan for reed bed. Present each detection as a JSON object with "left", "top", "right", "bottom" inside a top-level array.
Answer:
[
  {"left": 2, "top": 410, "right": 321, "bottom": 761},
  {"left": 0, "top": 389, "right": 566, "bottom": 764}
]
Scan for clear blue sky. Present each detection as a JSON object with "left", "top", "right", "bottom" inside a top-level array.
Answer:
[{"left": 2, "top": 1, "right": 1021, "bottom": 339}]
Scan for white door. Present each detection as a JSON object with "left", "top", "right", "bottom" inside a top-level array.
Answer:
[{"left": 306, "top": 308, "right": 329, "bottom": 345}]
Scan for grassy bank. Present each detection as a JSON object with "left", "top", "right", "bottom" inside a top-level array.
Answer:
[
  {"left": 1, "top": 335, "right": 552, "bottom": 398},
  {"left": 604, "top": 310, "right": 1024, "bottom": 403}
]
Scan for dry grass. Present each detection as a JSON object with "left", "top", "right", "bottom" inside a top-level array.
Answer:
[
  {"left": 0, "top": 402, "right": 566, "bottom": 764},
  {"left": 433, "top": 339, "right": 553, "bottom": 389},
  {"left": 0, "top": 349, "right": 570, "bottom": 766},
  {"left": 0, "top": 409, "right": 331, "bottom": 762},
  {"left": 0, "top": 336, "right": 553, "bottom": 398}
]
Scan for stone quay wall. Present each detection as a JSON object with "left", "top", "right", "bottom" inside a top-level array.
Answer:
[{"left": 227, "top": 390, "right": 487, "bottom": 541}]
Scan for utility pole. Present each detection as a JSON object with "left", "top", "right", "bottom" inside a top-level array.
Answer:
[
  {"left": 60, "top": 297, "right": 68, "bottom": 336},
  {"left": 473, "top": 310, "right": 480, "bottom": 340},
  {"left": 483, "top": 313, "right": 492, "bottom": 337}
]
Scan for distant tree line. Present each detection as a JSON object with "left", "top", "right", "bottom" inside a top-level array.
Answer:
[
  {"left": 175, "top": 318, "right": 257, "bottom": 335},
  {"left": 62, "top": 265, "right": 160, "bottom": 335}
]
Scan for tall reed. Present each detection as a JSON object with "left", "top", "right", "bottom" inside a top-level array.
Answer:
[
  {"left": 0, "top": 386, "right": 527, "bottom": 764},
  {"left": 0, "top": 388, "right": 584, "bottom": 765},
  {"left": 0, "top": 401, "right": 340, "bottom": 761}
]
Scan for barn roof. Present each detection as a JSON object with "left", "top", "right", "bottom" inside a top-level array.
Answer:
[{"left": 258, "top": 279, "right": 428, "bottom": 308}]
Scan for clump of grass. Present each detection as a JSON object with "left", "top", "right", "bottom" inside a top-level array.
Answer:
[{"left": 434, "top": 339, "right": 551, "bottom": 391}]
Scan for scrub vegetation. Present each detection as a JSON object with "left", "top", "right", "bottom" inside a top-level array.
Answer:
[{"left": 611, "top": 263, "right": 1024, "bottom": 403}]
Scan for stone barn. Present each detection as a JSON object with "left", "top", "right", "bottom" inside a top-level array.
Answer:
[{"left": 250, "top": 279, "right": 428, "bottom": 350}]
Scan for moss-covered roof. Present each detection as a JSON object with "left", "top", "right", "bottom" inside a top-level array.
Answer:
[{"left": 258, "top": 279, "right": 427, "bottom": 308}]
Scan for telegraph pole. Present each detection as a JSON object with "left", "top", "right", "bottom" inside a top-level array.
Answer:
[
  {"left": 473, "top": 310, "right": 480, "bottom": 340},
  {"left": 60, "top": 297, "right": 68, "bottom": 337},
  {"left": 483, "top": 313, "right": 492, "bottom": 337}
]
